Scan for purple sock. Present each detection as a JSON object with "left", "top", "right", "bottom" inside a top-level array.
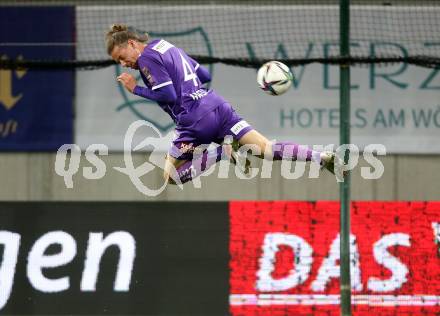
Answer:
[
  {"left": 272, "top": 141, "right": 321, "bottom": 163},
  {"left": 174, "top": 146, "right": 224, "bottom": 184}
]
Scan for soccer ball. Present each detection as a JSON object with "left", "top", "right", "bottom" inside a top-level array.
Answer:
[{"left": 257, "top": 61, "right": 293, "bottom": 96}]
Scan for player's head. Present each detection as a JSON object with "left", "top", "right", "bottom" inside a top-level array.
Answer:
[{"left": 106, "top": 24, "right": 149, "bottom": 69}]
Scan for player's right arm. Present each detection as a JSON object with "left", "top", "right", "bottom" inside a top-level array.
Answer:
[
  {"left": 132, "top": 55, "right": 178, "bottom": 103},
  {"left": 132, "top": 83, "right": 177, "bottom": 103}
]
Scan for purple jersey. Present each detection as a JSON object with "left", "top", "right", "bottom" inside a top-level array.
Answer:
[{"left": 136, "top": 39, "right": 225, "bottom": 124}]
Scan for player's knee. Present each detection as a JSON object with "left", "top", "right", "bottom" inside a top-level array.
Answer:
[
  {"left": 167, "top": 178, "right": 178, "bottom": 185},
  {"left": 163, "top": 170, "right": 178, "bottom": 185},
  {"left": 163, "top": 171, "right": 170, "bottom": 182}
]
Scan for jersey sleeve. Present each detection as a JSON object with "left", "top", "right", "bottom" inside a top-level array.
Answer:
[
  {"left": 133, "top": 84, "right": 177, "bottom": 103},
  {"left": 137, "top": 53, "right": 173, "bottom": 91}
]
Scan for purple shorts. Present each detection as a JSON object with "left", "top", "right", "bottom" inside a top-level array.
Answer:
[{"left": 169, "top": 102, "right": 253, "bottom": 160}]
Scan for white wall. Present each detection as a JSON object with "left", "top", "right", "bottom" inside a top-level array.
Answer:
[{"left": 1, "top": 153, "right": 438, "bottom": 200}]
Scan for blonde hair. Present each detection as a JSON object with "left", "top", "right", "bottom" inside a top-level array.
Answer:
[{"left": 105, "top": 24, "right": 149, "bottom": 55}]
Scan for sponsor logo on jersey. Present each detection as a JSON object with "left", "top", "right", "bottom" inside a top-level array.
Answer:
[
  {"left": 152, "top": 39, "right": 174, "bottom": 54},
  {"left": 179, "top": 142, "right": 204, "bottom": 155},
  {"left": 141, "top": 66, "right": 155, "bottom": 86},
  {"left": 189, "top": 89, "right": 209, "bottom": 100}
]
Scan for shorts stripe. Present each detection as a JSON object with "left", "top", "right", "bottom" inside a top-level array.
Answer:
[{"left": 230, "top": 120, "right": 250, "bottom": 135}]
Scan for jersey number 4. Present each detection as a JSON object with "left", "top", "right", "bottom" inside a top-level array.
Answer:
[{"left": 180, "top": 54, "right": 199, "bottom": 87}]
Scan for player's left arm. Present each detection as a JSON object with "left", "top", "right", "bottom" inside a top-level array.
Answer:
[{"left": 188, "top": 56, "right": 211, "bottom": 84}]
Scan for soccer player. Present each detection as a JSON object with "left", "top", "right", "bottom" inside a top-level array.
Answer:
[{"left": 106, "top": 24, "right": 338, "bottom": 185}]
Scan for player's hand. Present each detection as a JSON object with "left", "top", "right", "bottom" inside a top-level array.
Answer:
[{"left": 117, "top": 73, "right": 137, "bottom": 93}]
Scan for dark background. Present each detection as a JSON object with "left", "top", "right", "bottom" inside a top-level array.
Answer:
[{"left": 0, "top": 202, "right": 229, "bottom": 315}]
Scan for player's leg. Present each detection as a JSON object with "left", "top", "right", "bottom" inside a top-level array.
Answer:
[
  {"left": 163, "top": 153, "right": 186, "bottom": 185},
  {"left": 235, "top": 129, "right": 269, "bottom": 158},
  {"left": 217, "top": 103, "right": 329, "bottom": 169},
  {"left": 237, "top": 129, "right": 338, "bottom": 173},
  {"left": 164, "top": 109, "right": 230, "bottom": 185},
  {"left": 164, "top": 145, "right": 229, "bottom": 185},
  {"left": 238, "top": 129, "right": 321, "bottom": 162}
]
